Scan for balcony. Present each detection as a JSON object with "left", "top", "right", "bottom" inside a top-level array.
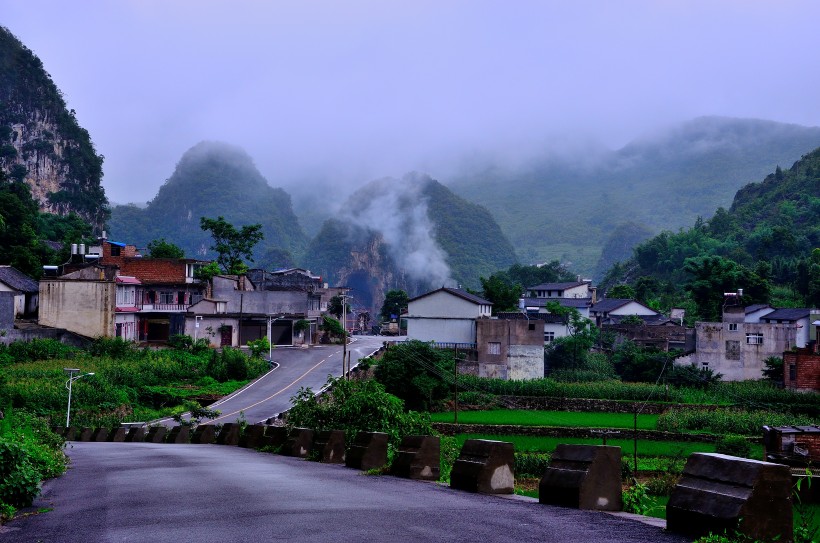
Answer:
[{"left": 139, "top": 303, "right": 191, "bottom": 313}]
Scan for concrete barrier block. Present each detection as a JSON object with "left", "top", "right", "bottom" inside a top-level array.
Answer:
[
  {"left": 190, "top": 425, "right": 217, "bottom": 444},
  {"left": 216, "top": 423, "right": 241, "bottom": 446},
  {"left": 281, "top": 428, "right": 315, "bottom": 458},
  {"left": 259, "top": 426, "right": 289, "bottom": 450},
  {"left": 91, "top": 428, "right": 109, "bottom": 442},
  {"left": 538, "top": 444, "right": 622, "bottom": 511},
  {"left": 144, "top": 426, "right": 168, "bottom": 443},
  {"left": 667, "top": 453, "right": 793, "bottom": 542},
  {"left": 450, "top": 439, "right": 514, "bottom": 494},
  {"left": 107, "top": 427, "right": 128, "bottom": 442},
  {"left": 313, "top": 430, "right": 346, "bottom": 463},
  {"left": 51, "top": 426, "right": 66, "bottom": 438},
  {"left": 346, "top": 432, "right": 388, "bottom": 471},
  {"left": 166, "top": 426, "right": 191, "bottom": 444},
  {"left": 391, "top": 435, "right": 440, "bottom": 481},
  {"left": 78, "top": 427, "right": 93, "bottom": 441},
  {"left": 124, "top": 427, "right": 146, "bottom": 442},
  {"left": 63, "top": 427, "right": 77, "bottom": 441},
  {"left": 239, "top": 424, "right": 267, "bottom": 449}
]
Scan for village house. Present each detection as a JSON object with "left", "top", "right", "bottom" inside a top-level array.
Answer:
[
  {"left": 588, "top": 298, "right": 660, "bottom": 326},
  {"left": 184, "top": 268, "right": 340, "bottom": 348},
  {"left": 675, "top": 301, "right": 818, "bottom": 381},
  {"left": 782, "top": 321, "right": 820, "bottom": 392},
  {"left": 405, "top": 287, "right": 492, "bottom": 346},
  {"left": 475, "top": 318, "right": 544, "bottom": 380}
]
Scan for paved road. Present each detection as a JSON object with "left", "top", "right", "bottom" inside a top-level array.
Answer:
[
  {"left": 158, "top": 335, "right": 388, "bottom": 426},
  {"left": 0, "top": 442, "right": 689, "bottom": 543}
]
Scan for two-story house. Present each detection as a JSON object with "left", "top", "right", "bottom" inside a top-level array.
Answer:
[{"left": 405, "top": 287, "right": 492, "bottom": 345}]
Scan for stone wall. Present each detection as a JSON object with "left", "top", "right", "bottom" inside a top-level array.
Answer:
[{"left": 432, "top": 422, "right": 721, "bottom": 443}]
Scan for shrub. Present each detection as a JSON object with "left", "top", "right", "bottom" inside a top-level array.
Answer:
[
  {"left": 246, "top": 337, "right": 270, "bottom": 359},
  {"left": 223, "top": 348, "right": 249, "bottom": 381},
  {"left": 515, "top": 453, "right": 551, "bottom": 478},
  {"left": 287, "top": 377, "right": 432, "bottom": 459},
  {"left": 714, "top": 435, "right": 752, "bottom": 458},
  {"left": 5, "top": 338, "right": 76, "bottom": 363},
  {"left": 373, "top": 340, "right": 455, "bottom": 411},
  {"left": 0, "top": 441, "right": 40, "bottom": 509},
  {"left": 657, "top": 407, "right": 815, "bottom": 436},
  {"left": 622, "top": 482, "right": 652, "bottom": 515},
  {"left": 88, "top": 337, "right": 135, "bottom": 359}
]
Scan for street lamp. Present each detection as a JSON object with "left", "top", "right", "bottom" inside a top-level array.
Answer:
[
  {"left": 194, "top": 315, "right": 203, "bottom": 342},
  {"left": 268, "top": 315, "right": 284, "bottom": 362},
  {"left": 64, "top": 368, "right": 94, "bottom": 428}
]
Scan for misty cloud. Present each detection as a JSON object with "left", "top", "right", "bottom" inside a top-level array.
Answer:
[{"left": 343, "top": 173, "right": 453, "bottom": 287}]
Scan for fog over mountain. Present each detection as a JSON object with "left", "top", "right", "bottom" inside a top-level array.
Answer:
[{"left": 3, "top": 2, "right": 820, "bottom": 210}]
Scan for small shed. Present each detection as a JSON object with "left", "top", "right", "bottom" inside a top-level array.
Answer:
[
  {"left": 0, "top": 265, "right": 39, "bottom": 319},
  {"left": 763, "top": 425, "right": 820, "bottom": 466}
]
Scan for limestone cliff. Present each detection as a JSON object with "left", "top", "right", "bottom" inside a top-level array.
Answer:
[{"left": 0, "top": 26, "right": 108, "bottom": 229}]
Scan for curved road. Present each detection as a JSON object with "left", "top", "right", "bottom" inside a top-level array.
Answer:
[
  {"left": 158, "top": 335, "right": 388, "bottom": 426},
  {"left": 0, "top": 442, "right": 689, "bottom": 543}
]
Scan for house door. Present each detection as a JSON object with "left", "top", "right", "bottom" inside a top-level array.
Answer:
[{"left": 220, "top": 326, "right": 232, "bottom": 347}]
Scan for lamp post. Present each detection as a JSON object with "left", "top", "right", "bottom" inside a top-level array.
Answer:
[
  {"left": 64, "top": 368, "right": 94, "bottom": 428},
  {"left": 340, "top": 294, "right": 352, "bottom": 379}
]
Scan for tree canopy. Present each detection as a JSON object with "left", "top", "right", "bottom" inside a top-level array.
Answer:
[
  {"left": 380, "top": 289, "right": 409, "bottom": 320},
  {"left": 146, "top": 238, "right": 184, "bottom": 259},
  {"left": 200, "top": 216, "right": 263, "bottom": 275}
]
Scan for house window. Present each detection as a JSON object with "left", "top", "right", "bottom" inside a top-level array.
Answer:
[
  {"left": 728, "top": 323, "right": 738, "bottom": 331},
  {"left": 528, "top": 322, "right": 535, "bottom": 331},
  {"left": 544, "top": 331, "right": 555, "bottom": 343},
  {"left": 746, "top": 333, "right": 764, "bottom": 345},
  {"left": 487, "top": 342, "right": 501, "bottom": 355},
  {"left": 110, "top": 245, "right": 121, "bottom": 257},
  {"left": 725, "top": 340, "right": 740, "bottom": 360},
  {"left": 159, "top": 291, "right": 175, "bottom": 304},
  {"left": 789, "top": 364, "right": 796, "bottom": 381}
]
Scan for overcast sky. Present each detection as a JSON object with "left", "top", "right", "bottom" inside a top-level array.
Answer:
[{"left": 4, "top": 0, "right": 820, "bottom": 205}]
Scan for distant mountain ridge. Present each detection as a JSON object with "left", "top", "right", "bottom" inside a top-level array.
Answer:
[
  {"left": 0, "top": 26, "right": 108, "bottom": 229},
  {"left": 447, "top": 116, "right": 820, "bottom": 276},
  {"left": 108, "top": 141, "right": 307, "bottom": 267}
]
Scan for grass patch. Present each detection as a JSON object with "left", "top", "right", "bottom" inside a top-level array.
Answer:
[{"left": 431, "top": 410, "right": 658, "bottom": 430}]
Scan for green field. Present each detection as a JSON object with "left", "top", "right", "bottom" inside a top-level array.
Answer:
[
  {"left": 431, "top": 410, "right": 658, "bottom": 430},
  {"left": 453, "top": 432, "right": 764, "bottom": 460}
]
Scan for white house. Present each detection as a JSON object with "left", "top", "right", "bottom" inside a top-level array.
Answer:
[
  {"left": 589, "top": 298, "right": 659, "bottom": 325},
  {"left": 526, "top": 280, "right": 595, "bottom": 300},
  {"left": 405, "top": 288, "right": 492, "bottom": 344},
  {"left": 759, "top": 308, "right": 818, "bottom": 348}
]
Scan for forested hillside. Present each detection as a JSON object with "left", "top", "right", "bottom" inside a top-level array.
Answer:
[
  {"left": 448, "top": 117, "right": 820, "bottom": 275},
  {"left": 108, "top": 141, "right": 307, "bottom": 268},
  {"left": 602, "top": 147, "right": 820, "bottom": 321},
  {"left": 0, "top": 26, "right": 108, "bottom": 229}
]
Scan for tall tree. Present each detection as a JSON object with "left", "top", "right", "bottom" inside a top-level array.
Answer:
[
  {"left": 146, "top": 238, "right": 184, "bottom": 259},
  {"left": 683, "top": 255, "right": 770, "bottom": 321},
  {"left": 200, "top": 216, "right": 263, "bottom": 275},
  {"left": 380, "top": 289, "right": 409, "bottom": 320},
  {"left": 479, "top": 275, "right": 521, "bottom": 314}
]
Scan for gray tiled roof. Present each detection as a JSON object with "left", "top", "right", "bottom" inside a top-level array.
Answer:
[
  {"left": 408, "top": 287, "right": 492, "bottom": 306},
  {"left": 526, "top": 281, "right": 587, "bottom": 291},
  {"left": 760, "top": 308, "right": 812, "bottom": 322},
  {"left": 0, "top": 265, "right": 38, "bottom": 293}
]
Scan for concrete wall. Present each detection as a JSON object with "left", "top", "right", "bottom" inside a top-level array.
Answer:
[
  {"left": 406, "top": 317, "right": 476, "bottom": 344},
  {"left": 408, "top": 291, "right": 488, "bottom": 319},
  {"left": 476, "top": 319, "right": 543, "bottom": 380},
  {"left": 0, "top": 292, "right": 14, "bottom": 330},
  {"left": 212, "top": 280, "right": 308, "bottom": 315},
  {"left": 692, "top": 321, "right": 797, "bottom": 380},
  {"left": 39, "top": 279, "right": 115, "bottom": 338},
  {"left": 609, "top": 301, "right": 658, "bottom": 316}
]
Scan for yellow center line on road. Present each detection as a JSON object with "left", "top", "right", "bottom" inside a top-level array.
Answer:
[{"left": 206, "top": 352, "right": 338, "bottom": 424}]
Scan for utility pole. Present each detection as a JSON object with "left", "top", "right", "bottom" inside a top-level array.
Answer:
[
  {"left": 633, "top": 408, "right": 638, "bottom": 475},
  {"left": 341, "top": 293, "right": 351, "bottom": 380}
]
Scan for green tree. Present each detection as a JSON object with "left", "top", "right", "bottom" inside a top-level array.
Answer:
[
  {"left": 380, "top": 289, "right": 409, "bottom": 320},
  {"left": 146, "top": 238, "right": 184, "bottom": 259},
  {"left": 607, "top": 284, "right": 636, "bottom": 299},
  {"left": 762, "top": 356, "right": 784, "bottom": 384},
  {"left": 684, "top": 255, "right": 770, "bottom": 321},
  {"left": 479, "top": 274, "right": 521, "bottom": 314},
  {"left": 199, "top": 216, "right": 264, "bottom": 274},
  {"left": 373, "top": 340, "right": 455, "bottom": 411},
  {"left": 327, "top": 296, "right": 345, "bottom": 319},
  {"left": 544, "top": 302, "right": 599, "bottom": 372}
]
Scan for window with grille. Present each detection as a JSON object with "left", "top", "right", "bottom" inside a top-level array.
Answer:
[
  {"left": 544, "top": 331, "right": 555, "bottom": 343},
  {"left": 159, "top": 292, "right": 175, "bottom": 304},
  {"left": 728, "top": 323, "right": 738, "bottom": 331},
  {"left": 487, "top": 342, "right": 501, "bottom": 355},
  {"left": 746, "top": 333, "right": 764, "bottom": 345}
]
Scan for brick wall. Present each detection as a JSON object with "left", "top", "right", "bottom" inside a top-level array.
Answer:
[
  {"left": 784, "top": 348, "right": 820, "bottom": 392},
  {"left": 119, "top": 259, "right": 188, "bottom": 284}
]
